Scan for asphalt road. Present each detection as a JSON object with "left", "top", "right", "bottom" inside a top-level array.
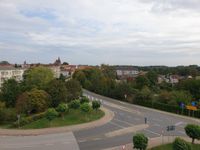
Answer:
[
  {"left": 0, "top": 90, "right": 199, "bottom": 150},
  {"left": 74, "top": 89, "right": 199, "bottom": 150}
]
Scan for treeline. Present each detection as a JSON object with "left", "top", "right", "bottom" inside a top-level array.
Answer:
[{"left": 73, "top": 66, "right": 200, "bottom": 111}]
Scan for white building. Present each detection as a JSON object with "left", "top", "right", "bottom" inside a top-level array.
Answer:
[
  {"left": 115, "top": 66, "right": 139, "bottom": 79},
  {"left": 0, "top": 65, "right": 25, "bottom": 88}
]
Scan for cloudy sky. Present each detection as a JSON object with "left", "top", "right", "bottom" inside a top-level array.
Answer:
[{"left": 0, "top": 0, "right": 200, "bottom": 66}]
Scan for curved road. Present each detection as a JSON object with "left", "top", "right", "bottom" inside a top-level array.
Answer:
[{"left": 0, "top": 90, "right": 199, "bottom": 150}]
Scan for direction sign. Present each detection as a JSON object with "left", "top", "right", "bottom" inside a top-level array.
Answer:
[{"left": 186, "top": 105, "right": 197, "bottom": 111}]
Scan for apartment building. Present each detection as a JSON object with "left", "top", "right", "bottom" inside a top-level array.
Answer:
[{"left": 0, "top": 65, "right": 25, "bottom": 88}]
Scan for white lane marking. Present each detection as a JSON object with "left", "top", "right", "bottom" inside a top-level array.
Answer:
[
  {"left": 113, "top": 118, "right": 134, "bottom": 126},
  {"left": 108, "top": 121, "right": 125, "bottom": 129},
  {"left": 175, "top": 122, "right": 184, "bottom": 126},
  {"left": 144, "top": 129, "right": 161, "bottom": 136}
]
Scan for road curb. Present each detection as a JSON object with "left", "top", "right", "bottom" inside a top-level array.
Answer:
[{"left": 0, "top": 107, "right": 114, "bottom": 136}]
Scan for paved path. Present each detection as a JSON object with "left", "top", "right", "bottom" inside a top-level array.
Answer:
[{"left": 0, "top": 132, "right": 79, "bottom": 150}]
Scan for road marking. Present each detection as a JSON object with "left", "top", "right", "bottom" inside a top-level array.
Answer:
[
  {"left": 113, "top": 118, "right": 134, "bottom": 126},
  {"left": 144, "top": 129, "right": 161, "bottom": 136},
  {"left": 175, "top": 122, "right": 184, "bottom": 126},
  {"left": 108, "top": 121, "right": 125, "bottom": 129}
]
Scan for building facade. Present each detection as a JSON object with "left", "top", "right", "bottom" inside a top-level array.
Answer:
[{"left": 0, "top": 65, "right": 25, "bottom": 88}]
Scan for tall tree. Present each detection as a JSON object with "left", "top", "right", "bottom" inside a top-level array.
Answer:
[
  {"left": 23, "top": 66, "right": 54, "bottom": 90},
  {"left": 0, "top": 79, "right": 21, "bottom": 107},
  {"left": 16, "top": 88, "right": 50, "bottom": 114},
  {"left": 65, "top": 79, "right": 82, "bottom": 101},
  {"left": 46, "top": 79, "right": 68, "bottom": 107}
]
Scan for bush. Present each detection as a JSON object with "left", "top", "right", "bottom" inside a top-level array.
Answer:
[
  {"left": 80, "top": 96, "right": 89, "bottom": 104},
  {"left": 133, "top": 133, "right": 148, "bottom": 150},
  {"left": 173, "top": 137, "right": 191, "bottom": 150},
  {"left": 185, "top": 124, "right": 200, "bottom": 144},
  {"left": 80, "top": 103, "right": 91, "bottom": 113},
  {"left": 45, "top": 108, "right": 58, "bottom": 122},
  {"left": 92, "top": 100, "right": 101, "bottom": 111},
  {"left": 12, "top": 112, "right": 46, "bottom": 127},
  {"left": 68, "top": 100, "right": 80, "bottom": 109},
  {"left": 56, "top": 103, "right": 68, "bottom": 119}
]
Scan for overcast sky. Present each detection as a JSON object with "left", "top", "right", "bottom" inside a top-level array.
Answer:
[{"left": 0, "top": 0, "right": 200, "bottom": 66}]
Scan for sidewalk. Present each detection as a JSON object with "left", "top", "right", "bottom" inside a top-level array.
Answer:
[
  {"left": 0, "top": 107, "right": 114, "bottom": 136},
  {"left": 104, "top": 136, "right": 200, "bottom": 150}
]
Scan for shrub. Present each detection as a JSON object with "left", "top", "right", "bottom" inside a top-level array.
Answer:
[
  {"left": 92, "top": 100, "right": 101, "bottom": 111},
  {"left": 68, "top": 100, "right": 80, "bottom": 109},
  {"left": 80, "top": 96, "right": 89, "bottom": 104},
  {"left": 173, "top": 137, "right": 191, "bottom": 150},
  {"left": 12, "top": 112, "right": 46, "bottom": 127},
  {"left": 45, "top": 108, "right": 58, "bottom": 122},
  {"left": 80, "top": 103, "right": 91, "bottom": 113},
  {"left": 56, "top": 103, "right": 68, "bottom": 119},
  {"left": 185, "top": 124, "right": 200, "bottom": 144},
  {"left": 133, "top": 133, "right": 148, "bottom": 150}
]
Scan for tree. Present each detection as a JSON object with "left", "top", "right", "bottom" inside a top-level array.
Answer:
[
  {"left": 56, "top": 103, "right": 68, "bottom": 119},
  {"left": 185, "top": 124, "right": 200, "bottom": 144},
  {"left": 62, "top": 62, "right": 69, "bottom": 65},
  {"left": 0, "top": 79, "right": 21, "bottom": 107},
  {"left": 80, "top": 96, "right": 90, "bottom": 104},
  {"left": 171, "top": 91, "right": 192, "bottom": 105},
  {"left": 173, "top": 137, "right": 191, "bottom": 150},
  {"left": 92, "top": 100, "right": 101, "bottom": 111},
  {"left": 135, "top": 86, "right": 152, "bottom": 102},
  {"left": 23, "top": 66, "right": 54, "bottom": 90},
  {"left": 45, "top": 108, "right": 58, "bottom": 126},
  {"left": 135, "top": 76, "right": 150, "bottom": 89},
  {"left": 65, "top": 79, "right": 82, "bottom": 101},
  {"left": 158, "top": 91, "right": 173, "bottom": 104},
  {"left": 133, "top": 133, "right": 148, "bottom": 150},
  {"left": 46, "top": 79, "right": 68, "bottom": 107},
  {"left": 16, "top": 89, "right": 50, "bottom": 114},
  {"left": 146, "top": 71, "right": 158, "bottom": 86},
  {"left": 68, "top": 100, "right": 80, "bottom": 109},
  {"left": 80, "top": 103, "right": 91, "bottom": 113}
]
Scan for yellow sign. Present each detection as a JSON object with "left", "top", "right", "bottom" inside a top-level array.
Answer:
[{"left": 186, "top": 105, "right": 197, "bottom": 111}]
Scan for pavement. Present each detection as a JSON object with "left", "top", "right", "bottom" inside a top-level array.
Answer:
[
  {"left": 0, "top": 89, "right": 200, "bottom": 150},
  {"left": 0, "top": 132, "right": 80, "bottom": 150}
]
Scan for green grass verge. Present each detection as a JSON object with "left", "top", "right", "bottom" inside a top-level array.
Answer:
[
  {"left": 149, "top": 143, "right": 200, "bottom": 150},
  {"left": 20, "top": 109, "right": 104, "bottom": 129}
]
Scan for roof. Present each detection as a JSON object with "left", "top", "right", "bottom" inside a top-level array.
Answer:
[{"left": 0, "top": 65, "right": 23, "bottom": 70}]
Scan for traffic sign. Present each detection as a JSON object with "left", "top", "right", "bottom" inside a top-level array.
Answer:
[{"left": 186, "top": 105, "right": 197, "bottom": 111}]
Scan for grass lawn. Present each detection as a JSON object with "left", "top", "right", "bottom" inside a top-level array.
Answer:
[
  {"left": 21, "top": 109, "right": 104, "bottom": 129},
  {"left": 149, "top": 143, "right": 200, "bottom": 150}
]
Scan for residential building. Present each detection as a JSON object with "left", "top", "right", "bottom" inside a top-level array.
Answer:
[
  {"left": 0, "top": 65, "right": 25, "bottom": 88},
  {"left": 115, "top": 66, "right": 139, "bottom": 80}
]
